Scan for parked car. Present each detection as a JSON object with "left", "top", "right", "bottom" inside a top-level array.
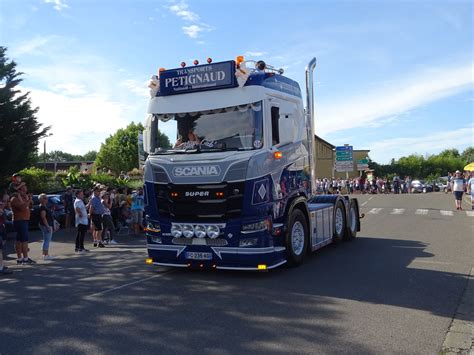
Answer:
[
  {"left": 30, "top": 194, "right": 66, "bottom": 228},
  {"left": 410, "top": 180, "right": 433, "bottom": 193}
]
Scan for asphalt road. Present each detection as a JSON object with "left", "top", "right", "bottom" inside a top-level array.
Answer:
[{"left": 0, "top": 192, "right": 472, "bottom": 354}]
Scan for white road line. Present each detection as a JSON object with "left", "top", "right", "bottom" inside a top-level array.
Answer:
[
  {"left": 415, "top": 209, "right": 428, "bottom": 215},
  {"left": 368, "top": 208, "right": 382, "bottom": 214},
  {"left": 85, "top": 270, "right": 176, "bottom": 298},
  {"left": 368, "top": 196, "right": 374, "bottom": 201},
  {"left": 390, "top": 208, "right": 405, "bottom": 215},
  {"left": 361, "top": 201, "right": 368, "bottom": 206},
  {"left": 440, "top": 210, "right": 453, "bottom": 216},
  {"left": 466, "top": 211, "right": 474, "bottom": 217}
]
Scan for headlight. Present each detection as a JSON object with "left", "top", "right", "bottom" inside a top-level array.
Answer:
[
  {"left": 151, "top": 236, "right": 162, "bottom": 244},
  {"left": 146, "top": 221, "right": 161, "bottom": 233},
  {"left": 182, "top": 224, "right": 194, "bottom": 238},
  {"left": 241, "top": 220, "right": 266, "bottom": 233},
  {"left": 206, "top": 225, "right": 220, "bottom": 239},
  {"left": 194, "top": 225, "right": 206, "bottom": 238},
  {"left": 171, "top": 224, "right": 182, "bottom": 238}
]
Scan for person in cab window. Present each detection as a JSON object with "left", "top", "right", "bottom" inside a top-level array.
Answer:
[{"left": 174, "top": 128, "right": 200, "bottom": 148}]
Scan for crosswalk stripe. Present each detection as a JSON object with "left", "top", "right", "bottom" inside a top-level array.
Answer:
[
  {"left": 390, "top": 208, "right": 405, "bottom": 215},
  {"left": 368, "top": 208, "right": 383, "bottom": 214},
  {"left": 466, "top": 211, "right": 474, "bottom": 217},
  {"left": 440, "top": 210, "right": 453, "bottom": 216},
  {"left": 415, "top": 209, "right": 428, "bottom": 215}
]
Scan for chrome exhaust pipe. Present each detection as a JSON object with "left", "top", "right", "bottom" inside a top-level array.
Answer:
[{"left": 305, "top": 58, "right": 317, "bottom": 195}]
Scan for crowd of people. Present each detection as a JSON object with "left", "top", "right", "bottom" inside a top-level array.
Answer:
[
  {"left": 314, "top": 175, "right": 413, "bottom": 195},
  {"left": 0, "top": 173, "right": 145, "bottom": 276}
]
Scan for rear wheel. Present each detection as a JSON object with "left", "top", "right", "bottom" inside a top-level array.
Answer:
[
  {"left": 333, "top": 200, "right": 346, "bottom": 243},
  {"left": 344, "top": 200, "right": 359, "bottom": 241},
  {"left": 285, "top": 209, "right": 308, "bottom": 267}
]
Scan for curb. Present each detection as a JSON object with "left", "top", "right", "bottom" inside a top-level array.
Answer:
[{"left": 441, "top": 267, "right": 474, "bottom": 354}]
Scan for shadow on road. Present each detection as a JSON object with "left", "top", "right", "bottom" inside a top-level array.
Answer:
[{"left": 0, "top": 233, "right": 469, "bottom": 354}]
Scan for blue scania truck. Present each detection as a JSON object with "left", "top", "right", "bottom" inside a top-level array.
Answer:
[{"left": 141, "top": 56, "right": 361, "bottom": 271}]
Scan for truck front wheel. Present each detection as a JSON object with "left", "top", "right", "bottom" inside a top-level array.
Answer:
[
  {"left": 285, "top": 209, "right": 308, "bottom": 267},
  {"left": 333, "top": 200, "right": 346, "bottom": 243}
]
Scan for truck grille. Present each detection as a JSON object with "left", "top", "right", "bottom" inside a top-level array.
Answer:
[
  {"left": 155, "top": 182, "right": 245, "bottom": 222},
  {"left": 172, "top": 238, "right": 228, "bottom": 246}
]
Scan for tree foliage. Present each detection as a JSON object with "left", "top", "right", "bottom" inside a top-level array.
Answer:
[
  {"left": 369, "top": 147, "right": 473, "bottom": 179},
  {"left": 38, "top": 150, "right": 97, "bottom": 162},
  {"left": 0, "top": 46, "right": 50, "bottom": 184}
]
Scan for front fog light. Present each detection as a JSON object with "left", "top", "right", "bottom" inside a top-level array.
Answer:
[
  {"left": 182, "top": 224, "right": 194, "bottom": 238},
  {"left": 171, "top": 224, "right": 182, "bottom": 238},
  {"left": 151, "top": 236, "right": 162, "bottom": 244},
  {"left": 207, "top": 225, "right": 220, "bottom": 239},
  {"left": 195, "top": 225, "right": 206, "bottom": 238}
]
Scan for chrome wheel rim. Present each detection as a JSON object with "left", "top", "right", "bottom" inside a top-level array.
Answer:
[
  {"left": 291, "top": 221, "right": 305, "bottom": 256},
  {"left": 335, "top": 208, "right": 344, "bottom": 235}
]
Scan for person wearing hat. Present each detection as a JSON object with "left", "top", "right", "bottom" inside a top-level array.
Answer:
[{"left": 451, "top": 170, "right": 466, "bottom": 211}]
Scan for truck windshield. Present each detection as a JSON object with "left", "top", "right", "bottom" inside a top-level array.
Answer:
[{"left": 154, "top": 101, "right": 264, "bottom": 153}]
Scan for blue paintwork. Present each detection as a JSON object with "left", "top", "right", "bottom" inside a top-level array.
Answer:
[{"left": 244, "top": 72, "right": 302, "bottom": 98}]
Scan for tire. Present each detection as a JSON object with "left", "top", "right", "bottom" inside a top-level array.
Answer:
[
  {"left": 333, "top": 200, "right": 346, "bottom": 243},
  {"left": 344, "top": 200, "right": 359, "bottom": 241},
  {"left": 285, "top": 209, "right": 308, "bottom": 267}
]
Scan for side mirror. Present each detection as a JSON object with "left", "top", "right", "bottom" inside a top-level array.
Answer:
[
  {"left": 142, "top": 129, "right": 150, "bottom": 154},
  {"left": 278, "top": 114, "right": 295, "bottom": 145}
]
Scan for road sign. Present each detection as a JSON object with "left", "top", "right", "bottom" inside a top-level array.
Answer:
[
  {"left": 335, "top": 145, "right": 353, "bottom": 172},
  {"left": 357, "top": 158, "right": 369, "bottom": 171}
]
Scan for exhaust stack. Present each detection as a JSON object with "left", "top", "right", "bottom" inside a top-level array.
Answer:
[{"left": 305, "top": 57, "right": 317, "bottom": 195}]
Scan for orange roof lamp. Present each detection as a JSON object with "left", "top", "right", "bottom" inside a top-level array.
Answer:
[{"left": 236, "top": 55, "right": 245, "bottom": 68}]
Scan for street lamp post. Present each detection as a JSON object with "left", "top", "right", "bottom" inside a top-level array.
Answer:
[{"left": 43, "top": 133, "right": 53, "bottom": 170}]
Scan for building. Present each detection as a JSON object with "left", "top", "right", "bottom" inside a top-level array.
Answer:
[
  {"left": 36, "top": 161, "right": 94, "bottom": 174},
  {"left": 314, "top": 135, "right": 370, "bottom": 179}
]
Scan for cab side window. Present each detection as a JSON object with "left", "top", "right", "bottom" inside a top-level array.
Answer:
[{"left": 271, "top": 106, "right": 280, "bottom": 146}]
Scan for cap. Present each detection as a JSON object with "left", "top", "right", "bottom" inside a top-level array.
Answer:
[{"left": 455, "top": 170, "right": 461, "bottom": 174}]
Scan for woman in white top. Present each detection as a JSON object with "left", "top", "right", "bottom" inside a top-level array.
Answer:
[{"left": 451, "top": 170, "right": 465, "bottom": 210}]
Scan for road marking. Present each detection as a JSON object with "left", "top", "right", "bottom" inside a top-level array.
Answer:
[
  {"left": 466, "top": 211, "right": 474, "bottom": 217},
  {"left": 411, "top": 259, "right": 452, "bottom": 265},
  {"left": 440, "top": 210, "right": 453, "bottom": 216},
  {"left": 415, "top": 209, "right": 428, "bottom": 215},
  {"left": 390, "top": 208, "right": 405, "bottom": 215},
  {"left": 368, "top": 196, "right": 374, "bottom": 201},
  {"left": 85, "top": 269, "right": 176, "bottom": 298},
  {"left": 361, "top": 201, "right": 368, "bottom": 206},
  {"left": 368, "top": 208, "right": 382, "bottom": 214}
]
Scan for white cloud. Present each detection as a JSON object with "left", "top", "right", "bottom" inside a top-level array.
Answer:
[
  {"left": 11, "top": 35, "right": 59, "bottom": 56},
  {"left": 44, "top": 0, "right": 68, "bottom": 11},
  {"left": 182, "top": 24, "right": 212, "bottom": 39},
  {"left": 120, "top": 79, "right": 149, "bottom": 98},
  {"left": 317, "top": 62, "right": 474, "bottom": 136},
  {"left": 167, "top": 2, "right": 199, "bottom": 21},
  {"left": 368, "top": 125, "right": 474, "bottom": 163},
  {"left": 51, "top": 83, "right": 87, "bottom": 96}
]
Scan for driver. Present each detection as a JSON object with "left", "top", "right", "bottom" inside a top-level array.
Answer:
[{"left": 174, "top": 128, "right": 200, "bottom": 148}]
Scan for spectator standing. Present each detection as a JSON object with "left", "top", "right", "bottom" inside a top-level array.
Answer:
[
  {"left": 74, "top": 190, "right": 89, "bottom": 253},
  {"left": 131, "top": 188, "right": 145, "bottom": 235},
  {"left": 10, "top": 182, "right": 35, "bottom": 264},
  {"left": 451, "top": 170, "right": 466, "bottom": 211},
  {"left": 38, "top": 193, "right": 55, "bottom": 260},
  {"left": 8, "top": 173, "right": 22, "bottom": 195},
  {"left": 101, "top": 192, "right": 118, "bottom": 244},
  {"left": 0, "top": 200, "right": 12, "bottom": 275},
  {"left": 467, "top": 171, "right": 474, "bottom": 210},
  {"left": 63, "top": 187, "right": 75, "bottom": 228},
  {"left": 89, "top": 187, "right": 105, "bottom": 247},
  {"left": 393, "top": 174, "right": 400, "bottom": 194}
]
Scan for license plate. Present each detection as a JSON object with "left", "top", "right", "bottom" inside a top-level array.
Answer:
[{"left": 185, "top": 252, "right": 213, "bottom": 260}]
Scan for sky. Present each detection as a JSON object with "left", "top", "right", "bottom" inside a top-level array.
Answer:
[{"left": 1, "top": 0, "right": 473, "bottom": 164}]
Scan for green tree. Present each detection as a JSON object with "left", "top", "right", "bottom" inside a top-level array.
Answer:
[
  {"left": 461, "top": 147, "right": 474, "bottom": 163},
  {"left": 82, "top": 150, "right": 97, "bottom": 161},
  {"left": 95, "top": 122, "right": 144, "bottom": 174},
  {"left": 0, "top": 46, "right": 50, "bottom": 183}
]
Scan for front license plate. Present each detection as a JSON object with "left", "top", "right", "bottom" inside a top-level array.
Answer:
[{"left": 185, "top": 252, "right": 213, "bottom": 260}]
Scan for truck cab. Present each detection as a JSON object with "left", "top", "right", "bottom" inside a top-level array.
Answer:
[{"left": 142, "top": 57, "right": 360, "bottom": 270}]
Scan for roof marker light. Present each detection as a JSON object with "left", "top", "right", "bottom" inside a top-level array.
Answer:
[
  {"left": 180, "top": 62, "right": 186, "bottom": 68},
  {"left": 207, "top": 58, "right": 212, "bottom": 64},
  {"left": 193, "top": 60, "right": 199, "bottom": 66},
  {"left": 236, "top": 55, "right": 244, "bottom": 64}
]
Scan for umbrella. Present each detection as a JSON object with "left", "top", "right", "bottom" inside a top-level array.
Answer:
[{"left": 464, "top": 162, "right": 474, "bottom": 171}]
